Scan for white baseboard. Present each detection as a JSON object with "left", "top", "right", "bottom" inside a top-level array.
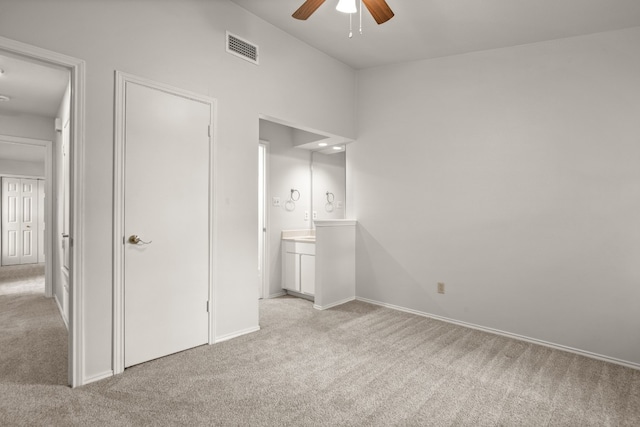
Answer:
[
  {"left": 54, "top": 294, "right": 69, "bottom": 330},
  {"left": 83, "top": 370, "right": 113, "bottom": 386},
  {"left": 314, "top": 296, "right": 355, "bottom": 311},
  {"left": 266, "top": 291, "right": 286, "bottom": 299},
  {"left": 356, "top": 296, "right": 640, "bottom": 371},
  {"left": 214, "top": 325, "right": 260, "bottom": 343}
]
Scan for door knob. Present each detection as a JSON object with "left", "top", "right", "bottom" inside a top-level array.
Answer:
[{"left": 128, "top": 235, "right": 152, "bottom": 245}]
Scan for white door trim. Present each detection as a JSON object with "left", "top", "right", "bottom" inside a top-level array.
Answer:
[
  {"left": 0, "top": 137, "right": 51, "bottom": 292},
  {"left": 0, "top": 36, "right": 86, "bottom": 388},
  {"left": 258, "top": 140, "right": 270, "bottom": 299},
  {"left": 113, "top": 71, "right": 217, "bottom": 375}
]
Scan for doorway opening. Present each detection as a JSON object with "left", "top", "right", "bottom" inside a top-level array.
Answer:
[
  {"left": 0, "top": 36, "right": 86, "bottom": 387},
  {"left": 112, "top": 72, "right": 216, "bottom": 374},
  {"left": 1, "top": 141, "right": 50, "bottom": 284}
]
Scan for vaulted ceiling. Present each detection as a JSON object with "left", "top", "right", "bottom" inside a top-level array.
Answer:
[{"left": 230, "top": 0, "right": 640, "bottom": 69}]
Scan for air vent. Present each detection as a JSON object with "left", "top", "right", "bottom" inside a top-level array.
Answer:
[{"left": 226, "top": 31, "right": 259, "bottom": 65}]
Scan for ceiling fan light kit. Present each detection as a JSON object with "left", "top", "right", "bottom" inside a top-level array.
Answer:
[
  {"left": 336, "top": 0, "right": 357, "bottom": 14},
  {"left": 293, "top": 0, "right": 394, "bottom": 38}
]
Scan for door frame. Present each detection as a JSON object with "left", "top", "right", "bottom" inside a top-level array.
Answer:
[
  {"left": 0, "top": 137, "right": 51, "bottom": 292},
  {"left": 0, "top": 36, "right": 86, "bottom": 388},
  {"left": 258, "top": 140, "right": 270, "bottom": 299},
  {"left": 112, "top": 71, "right": 217, "bottom": 375}
]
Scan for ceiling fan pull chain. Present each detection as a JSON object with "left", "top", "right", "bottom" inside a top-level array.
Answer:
[{"left": 359, "top": 0, "right": 363, "bottom": 35}]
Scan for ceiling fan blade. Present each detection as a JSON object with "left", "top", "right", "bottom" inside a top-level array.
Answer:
[
  {"left": 292, "top": 0, "right": 326, "bottom": 20},
  {"left": 362, "top": 0, "right": 395, "bottom": 24}
]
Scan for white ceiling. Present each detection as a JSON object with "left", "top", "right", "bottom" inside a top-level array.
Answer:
[
  {"left": 230, "top": 0, "right": 640, "bottom": 69},
  {"left": 0, "top": 52, "right": 69, "bottom": 117}
]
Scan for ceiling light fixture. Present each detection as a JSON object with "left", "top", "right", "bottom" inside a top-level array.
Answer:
[
  {"left": 292, "top": 0, "right": 394, "bottom": 27},
  {"left": 0, "top": 95, "right": 11, "bottom": 102},
  {"left": 318, "top": 142, "right": 328, "bottom": 147},
  {"left": 336, "top": 0, "right": 357, "bottom": 13},
  {"left": 335, "top": 0, "right": 363, "bottom": 38},
  {"left": 333, "top": 146, "right": 343, "bottom": 150}
]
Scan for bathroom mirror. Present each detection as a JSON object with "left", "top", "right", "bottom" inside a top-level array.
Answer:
[
  {"left": 312, "top": 151, "right": 345, "bottom": 220},
  {"left": 259, "top": 117, "right": 348, "bottom": 225}
]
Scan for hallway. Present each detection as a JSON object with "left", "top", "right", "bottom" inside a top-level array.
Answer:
[
  {"left": 0, "top": 264, "right": 67, "bottom": 386},
  {"left": 0, "top": 264, "right": 46, "bottom": 295}
]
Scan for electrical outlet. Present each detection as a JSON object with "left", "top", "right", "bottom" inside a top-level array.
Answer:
[
  {"left": 304, "top": 211, "right": 309, "bottom": 221},
  {"left": 437, "top": 282, "right": 445, "bottom": 294},
  {"left": 272, "top": 197, "right": 281, "bottom": 207},
  {"left": 313, "top": 211, "right": 317, "bottom": 219},
  {"left": 336, "top": 201, "right": 343, "bottom": 209}
]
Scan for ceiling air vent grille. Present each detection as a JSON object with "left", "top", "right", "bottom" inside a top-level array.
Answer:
[{"left": 226, "top": 32, "right": 259, "bottom": 65}]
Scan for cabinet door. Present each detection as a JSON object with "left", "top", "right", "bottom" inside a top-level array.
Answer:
[
  {"left": 300, "top": 254, "right": 315, "bottom": 296},
  {"left": 283, "top": 252, "right": 300, "bottom": 292}
]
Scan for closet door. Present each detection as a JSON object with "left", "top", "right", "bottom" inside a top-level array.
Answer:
[
  {"left": 20, "top": 179, "right": 38, "bottom": 264},
  {"left": 1, "top": 177, "right": 21, "bottom": 265},
  {"left": 1, "top": 177, "right": 39, "bottom": 265}
]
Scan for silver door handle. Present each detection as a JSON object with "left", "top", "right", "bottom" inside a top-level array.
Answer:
[
  {"left": 128, "top": 235, "right": 152, "bottom": 245},
  {"left": 62, "top": 234, "right": 69, "bottom": 238}
]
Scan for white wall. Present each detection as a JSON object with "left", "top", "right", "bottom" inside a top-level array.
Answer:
[
  {"left": 352, "top": 27, "right": 640, "bottom": 366},
  {"left": 0, "top": 113, "right": 54, "bottom": 142},
  {"left": 0, "top": 159, "right": 44, "bottom": 176},
  {"left": 260, "top": 119, "right": 312, "bottom": 297},
  {"left": 0, "top": 0, "right": 356, "bottom": 382}
]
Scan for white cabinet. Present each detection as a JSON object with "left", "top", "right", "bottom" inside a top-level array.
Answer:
[
  {"left": 282, "top": 241, "right": 315, "bottom": 296},
  {"left": 300, "top": 254, "right": 315, "bottom": 295},
  {"left": 283, "top": 251, "right": 298, "bottom": 291}
]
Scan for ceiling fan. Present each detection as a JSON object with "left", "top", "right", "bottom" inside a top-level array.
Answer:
[{"left": 292, "top": 0, "right": 395, "bottom": 25}]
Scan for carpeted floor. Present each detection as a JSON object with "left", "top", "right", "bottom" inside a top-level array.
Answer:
[
  {"left": 0, "top": 264, "right": 46, "bottom": 295},
  {"left": 1, "top": 293, "right": 639, "bottom": 426}
]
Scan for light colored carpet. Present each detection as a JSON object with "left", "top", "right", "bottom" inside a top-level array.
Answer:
[
  {"left": 0, "top": 264, "right": 46, "bottom": 295},
  {"left": 1, "top": 294, "right": 639, "bottom": 426}
]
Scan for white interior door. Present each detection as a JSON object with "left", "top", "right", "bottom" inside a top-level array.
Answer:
[
  {"left": 1, "top": 177, "right": 20, "bottom": 265},
  {"left": 62, "top": 119, "right": 71, "bottom": 272},
  {"left": 20, "top": 179, "right": 38, "bottom": 264},
  {"left": 60, "top": 119, "right": 71, "bottom": 320},
  {"left": 1, "top": 177, "right": 38, "bottom": 265},
  {"left": 124, "top": 81, "right": 211, "bottom": 368}
]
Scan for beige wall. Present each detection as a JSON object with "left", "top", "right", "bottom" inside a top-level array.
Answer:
[{"left": 352, "top": 27, "right": 640, "bottom": 366}]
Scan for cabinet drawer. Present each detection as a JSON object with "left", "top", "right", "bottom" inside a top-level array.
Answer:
[{"left": 284, "top": 241, "right": 315, "bottom": 255}]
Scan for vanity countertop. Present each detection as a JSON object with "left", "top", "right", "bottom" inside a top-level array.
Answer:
[
  {"left": 281, "top": 229, "right": 315, "bottom": 243},
  {"left": 282, "top": 236, "right": 316, "bottom": 243}
]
